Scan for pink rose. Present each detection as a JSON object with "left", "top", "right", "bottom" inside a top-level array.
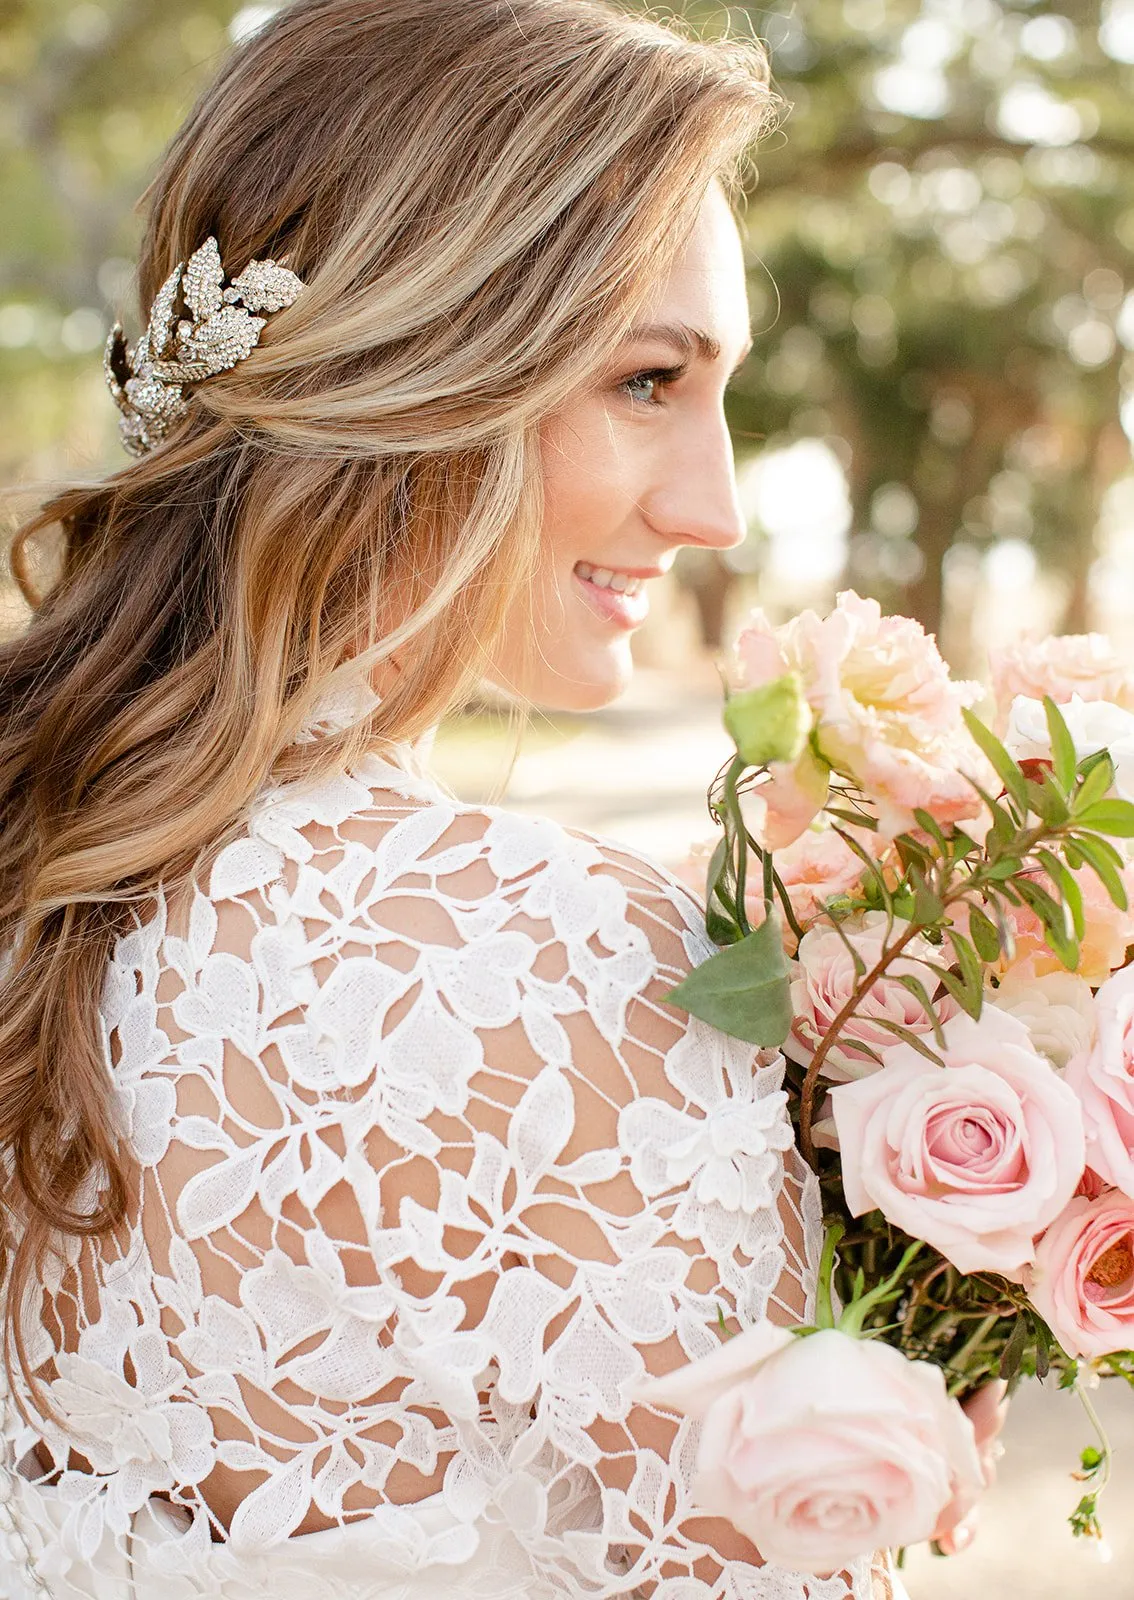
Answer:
[
  {"left": 831, "top": 1006, "right": 1086, "bottom": 1277},
  {"left": 640, "top": 1324, "right": 983, "bottom": 1576},
  {"left": 932, "top": 1381, "right": 1009, "bottom": 1555},
  {"left": 1027, "top": 1190, "right": 1134, "bottom": 1358},
  {"left": 787, "top": 912, "right": 958, "bottom": 1082},
  {"left": 735, "top": 592, "right": 988, "bottom": 842},
  {"left": 1065, "top": 966, "right": 1134, "bottom": 1197},
  {"left": 991, "top": 634, "right": 1134, "bottom": 731}
]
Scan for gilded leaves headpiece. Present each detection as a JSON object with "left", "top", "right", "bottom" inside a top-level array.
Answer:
[{"left": 103, "top": 236, "right": 303, "bottom": 457}]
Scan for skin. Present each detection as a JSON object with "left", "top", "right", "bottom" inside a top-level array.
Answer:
[{"left": 491, "top": 182, "right": 753, "bottom": 711}]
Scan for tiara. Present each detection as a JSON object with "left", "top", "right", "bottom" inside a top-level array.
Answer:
[{"left": 103, "top": 236, "right": 304, "bottom": 457}]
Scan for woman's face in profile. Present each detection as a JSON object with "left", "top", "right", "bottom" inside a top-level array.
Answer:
[{"left": 497, "top": 183, "right": 752, "bottom": 711}]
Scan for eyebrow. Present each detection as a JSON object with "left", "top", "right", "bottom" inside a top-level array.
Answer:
[{"left": 625, "top": 320, "right": 753, "bottom": 372}]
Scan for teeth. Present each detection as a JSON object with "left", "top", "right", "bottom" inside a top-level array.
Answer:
[{"left": 574, "top": 563, "right": 645, "bottom": 597}]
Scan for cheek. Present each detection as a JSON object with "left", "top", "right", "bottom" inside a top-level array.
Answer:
[
  {"left": 539, "top": 405, "right": 632, "bottom": 562},
  {"left": 483, "top": 408, "right": 640, "bottom": 710}
]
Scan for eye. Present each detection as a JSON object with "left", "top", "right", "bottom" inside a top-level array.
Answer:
[{"left": 620, "top": 364, "right": 686, "bottom": 406}]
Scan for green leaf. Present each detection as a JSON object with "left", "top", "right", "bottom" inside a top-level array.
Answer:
[
  {"left": 947, "top": 928, "right": 986, "bottom": 1017},
  {"left": 894, "top": 834, "right": 933, "bottom": 873},
  {"left": 1015, "top": 876, "right": 1078, "bottom": 970},
  {"left": 1077, "top": 799, "right": 1134, "bottom": 838},
  {"left": 1044, "top": 696, "right": 1077, "bottom": 795},
  {"left": 665, "top": 915, "right": 792, "bottom": 1046},
  {"left": 929, "top": 963, "right": 982, "bottom": 1021},
  {"left": 963, "top": 708, "right": 1028, "bottom": 811},
  {"left": 704, "top": 907, "right": 741, "bottom": 946},
  {"left": 968, "top": 778, "right": 1018, "bottom": 845},
  {"left": 1037, "top": 849, "right": 1085, "bottom": 941},
  {"left": 1034, "top": 1317, "right": 1051, "bottom": 1381},
  {"left": 826, "top": 806, "right": 878, "bottom": 832},
  {"left": 985, "top": 856, "right": 1023, "bottom": 881},
  {"left": 1071, "top": 831, "right": 1129, "bottom": 911},
  {"left": 910, "top": 866, "right": 944, "bottom": 925},
  {"left": 911, "top": 808, "right": 950, "bottom": 853},
  {"left": 1072, "top": 751, "right": 1116, "bottom": 816},
  {"left": 1025, "top": 772, "right": 1069, "bottom": 827},
  {"left": 890, "top": 975, "right": 948, "bottom": 1050},
  {"left": 967, "top": 904, "right": 1002, "bottom": 964},
  {"left": 998, "top": 1313, "right": 1029, "bottom": 1382}
]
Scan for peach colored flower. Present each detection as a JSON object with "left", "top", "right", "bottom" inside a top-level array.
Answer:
[
  {"left": 831, "top": 1005, "right": 1086, "bottom": 1277},
  {"left": 1065, "top": 966, "right": 1134, "bottom": 1198},
  {"left": 997, "top": 862, "right": 1134, "bottom": 987},
  {"left": 991, "top": 634, "right": 1134, "bottom": 732},
  {"left": 739, "top": 825, "right": 866, "bottom": 955},
  {"left": 1027, "top": 1190, "right": 1134, "bottom": 1358},
  {"left": 787, "top": 912, "right": 957, "bottom": 1082},
  {"left": 640, "top": 1324, "right": 983, "bottom": 1576},
  {"left": 733, "top": 593, "right": 988, "bottom": 845}
]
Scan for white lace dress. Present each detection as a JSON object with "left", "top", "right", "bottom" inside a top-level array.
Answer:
[{"left": 0, "top": 697, "right": 891, "bottom": 1600}]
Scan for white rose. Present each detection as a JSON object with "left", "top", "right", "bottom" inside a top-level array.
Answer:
[
  {"left": 990, "top": 960, "right": 1096, "bottom": 1070},
  {"left": 1004, "top": 694, "right": 1134, "bottom": 802}
]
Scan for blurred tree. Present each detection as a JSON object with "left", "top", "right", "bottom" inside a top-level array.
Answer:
[
  {"left": 668, "top": 0, "right": 1134, "bottom": 657},
  {"left": 3, "top": 0, "right": 1134, "bottom": 663},
  {"left": 0, "top": 0, "right": 241, "bottom": 480}
]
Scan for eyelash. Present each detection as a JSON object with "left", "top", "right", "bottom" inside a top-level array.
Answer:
[{"left": 620, "top": 363, "right": 687, "bottom": 406}]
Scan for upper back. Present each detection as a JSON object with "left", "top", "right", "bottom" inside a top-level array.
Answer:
[{"left": 17, "top": 749, "right": 818, "bottom": 1594}]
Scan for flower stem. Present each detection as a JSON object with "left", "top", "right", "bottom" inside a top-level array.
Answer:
[
  {"left": 815, "top": 1220, "right": 845, "bottom": 1330},
  {"left": 798, "top": 920, "right": 923, "bottom": 1169}
]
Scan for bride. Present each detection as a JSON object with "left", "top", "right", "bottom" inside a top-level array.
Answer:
[{"left": 0, "top": 1, "right": 914, "bottom": 1595}]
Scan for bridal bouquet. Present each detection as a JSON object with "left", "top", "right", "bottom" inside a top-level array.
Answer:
[{"left": 648, "top": 595, "right": 1134, "bottom": 1576}]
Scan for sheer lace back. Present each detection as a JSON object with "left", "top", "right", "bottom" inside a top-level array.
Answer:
[{"left": 1, "top": 746, "right": 873, "bottom": 1598}]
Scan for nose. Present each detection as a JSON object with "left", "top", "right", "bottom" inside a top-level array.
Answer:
[{"left": 643, "top": 404, "right": 746, "bottom": 552}]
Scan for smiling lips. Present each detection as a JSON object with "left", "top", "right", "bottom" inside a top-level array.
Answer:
[{"left": 573, "top": 561, "right": 652, "bottom": 628}]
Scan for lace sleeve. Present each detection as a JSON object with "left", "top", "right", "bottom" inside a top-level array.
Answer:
[
  {"left": 451, "top": 821, "right": 871, "bottom": 1598},
  {"left": 19, "top": 773, "right": 874, "bottom": 1599}
]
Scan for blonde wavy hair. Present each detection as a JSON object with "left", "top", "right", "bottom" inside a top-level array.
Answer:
[{"left": 0, "top": 0, "right": 777, "bottom": 1398}]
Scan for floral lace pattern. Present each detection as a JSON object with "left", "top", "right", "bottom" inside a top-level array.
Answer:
[{"left": 1, "top": 735, "right": 871, "bottom": 1599}]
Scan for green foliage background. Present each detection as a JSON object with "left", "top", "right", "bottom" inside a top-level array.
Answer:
[{"left": 3, "top": 0, "right": 1133, "bottom": 646}]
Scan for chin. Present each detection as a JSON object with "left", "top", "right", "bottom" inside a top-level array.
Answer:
[{"left": 531, "top": 647, "right": 634, "bottom": 713}]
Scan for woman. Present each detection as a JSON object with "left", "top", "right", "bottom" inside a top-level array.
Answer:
[{"left": 0, "top": 2, "right": 901, "bottom": 1595}]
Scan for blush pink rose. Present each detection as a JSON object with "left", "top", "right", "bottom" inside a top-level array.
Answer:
[
  {"left": 1027, "top": 1190, "right": 1134, "bottom": 1358},
  {"left": 831, "top": 1006, "right": 1086, "bottom": 1277},
  {"left": 787, "top": 912, "right": 958, "bottom": 1082},
  {"left": 639, "top": 1325, "right": 983, "bottom": 1576},
  {"left": 1065, "top": 966, "right": 1134, "bottom": 1198},
  {"left": 932, "top": 1381, "right": 1009, "bottom": 1555},
  {"left": 991, "top": 634, "right": 1134, "bottom": 731},
  {"left": 734, "top": 592, "right": 988, "bottom": 842}
]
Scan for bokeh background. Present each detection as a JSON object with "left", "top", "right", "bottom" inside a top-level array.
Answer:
[{"left": 5, "top": 0, "right": 1134, "bottom": 1593}]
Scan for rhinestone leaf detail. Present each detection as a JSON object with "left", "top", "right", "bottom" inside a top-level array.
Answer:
[{"left": 102, "top": 236, "right": 303, "bottom": 456}]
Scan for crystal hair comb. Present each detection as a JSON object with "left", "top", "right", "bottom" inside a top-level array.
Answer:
[{"left": 103, "top": 236, "right": 303, "bottom": 457}]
